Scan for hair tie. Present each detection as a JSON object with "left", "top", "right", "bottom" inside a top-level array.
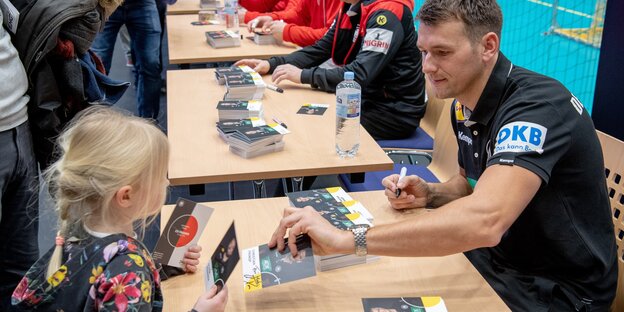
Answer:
[{"left": 55, "top": 234, "right": 65, "bottom": 246}]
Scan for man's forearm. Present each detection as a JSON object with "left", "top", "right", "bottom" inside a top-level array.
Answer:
[{"left": 427, "top": 174, "right": 472, "bottom": 208}]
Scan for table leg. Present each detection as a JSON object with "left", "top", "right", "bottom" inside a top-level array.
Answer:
[
  {"left": 252, "top": 180, "right": 266, "bottom": 198},
  {"left": 291, "top": 177, "right": 304, "bottom": 192},
  {"left": 228, "top": 182, "right": 235, "bottom": 200}
]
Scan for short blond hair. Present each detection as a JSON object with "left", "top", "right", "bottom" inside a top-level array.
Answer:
[{"left": 45, "top": 106, "right": 169, "bottom": 278}]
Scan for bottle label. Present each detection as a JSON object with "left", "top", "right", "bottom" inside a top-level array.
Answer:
[{"left": 336, "top": 93, "right": 360, "bottom": 119}]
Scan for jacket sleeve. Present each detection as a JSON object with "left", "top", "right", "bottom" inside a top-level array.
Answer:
[
  {"left": 267, "top": 18, "right": 336, "bottom": 73},
  {"left": 301, "top": 9, "right": 405, "bottom": 92},
  {"left": 272, "top": 0, "right": 290, "bottom": 11},
  {"left": 282, "top": 24, "right": 328, "bottom": 47},
  {"left": 266, "top": 0, "right": 307, "bottom": 24},
  {"left": 243, "top": 0, "right": 302, "bottom": 24}
]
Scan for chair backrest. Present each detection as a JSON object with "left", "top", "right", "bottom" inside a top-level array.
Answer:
[
  {"left": 427, "top": 99, "right": 459, "bottom": 182},
  {"left": 420, "top": 79, "right": 446, "bottom": 139},
  {"left": 596, "top": 130, "right": 624, "bottom": 311}
]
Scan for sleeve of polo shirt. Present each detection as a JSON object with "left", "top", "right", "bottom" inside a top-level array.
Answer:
[{"left": 486, "top": 100, "right": 574, "bottom": 184}]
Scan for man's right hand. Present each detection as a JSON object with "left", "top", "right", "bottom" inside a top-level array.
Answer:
[
  {"left": 233, "top": 59, "right": 270, "bottom": 74},
  {"left": 247, "top": 16, "right": 273, "bottom": 33},
  {"left": 381, "top": 174, "right": 430, "bottom": 210}
]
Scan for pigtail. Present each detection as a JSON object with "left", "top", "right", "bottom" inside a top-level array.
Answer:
[{"left": 45, "top": 230, "right": 65, "bottom": 280}]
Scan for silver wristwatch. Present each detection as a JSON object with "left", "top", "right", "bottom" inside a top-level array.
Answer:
[{"left": 351, "top": 224, "right": 369, "bottom": 257}]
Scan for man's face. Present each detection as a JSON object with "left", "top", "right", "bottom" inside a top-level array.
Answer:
[{"left": 417, "top": 20, "right": 485, "bottom": 100}]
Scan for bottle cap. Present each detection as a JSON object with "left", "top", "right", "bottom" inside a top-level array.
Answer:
[{"left": 344, "top": 71, "right": 354, "bottom": 80}]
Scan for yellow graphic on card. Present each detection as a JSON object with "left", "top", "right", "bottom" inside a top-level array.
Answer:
[
  {"left": 326, "top": 187, "right": 342, "bottom": 193},
  {"left": 244, "top": 273, "right": 263, "bottom": 292},
  {"left": 344, "top": 212, "right": 362, "bottom": 221},
  {"left": 421, "top": 296, "right": 442, "bottom": 306},
  {"left": 342, "top": 200, "right": 357, "bottom": 207}
]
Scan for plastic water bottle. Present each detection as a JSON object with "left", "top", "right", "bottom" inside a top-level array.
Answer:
[
  {"left": 224, "top": 0, "right": 239, "bottom": 30},
  {"left": 335, "top": 71, "right": 361, "bottom": 158}
]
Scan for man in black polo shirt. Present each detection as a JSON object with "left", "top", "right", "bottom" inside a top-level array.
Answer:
[{"left": 265, "top": 0, "right": 618, "bottom": 310}]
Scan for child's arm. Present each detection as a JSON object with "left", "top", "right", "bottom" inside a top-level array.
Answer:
[{"left": 191, "top": 284, "right": 229, "bottom": 312}]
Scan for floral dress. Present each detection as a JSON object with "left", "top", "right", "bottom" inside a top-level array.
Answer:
[{"left": 12, "top": 233, "right": 163, "bottom": 311}]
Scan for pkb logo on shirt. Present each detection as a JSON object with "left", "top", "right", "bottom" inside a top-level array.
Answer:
[
  {"left": 494, "top": 121, "right": 547, "bottom": 155},
  {"left": 362, "top": 28, "right": 393, "bottom": 54}
]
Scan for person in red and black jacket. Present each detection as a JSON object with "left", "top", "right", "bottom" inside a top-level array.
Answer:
[
  {"left": 240, "top": 0, "right": 290, "bottom": 13},
  {"left": 236, "top": 0, "right": 426, "bottom": 140},
  {"left": 243, "top": 0, "right": 342, "bottom": 47},
  {"left": 239, "top": 0, "right": 296, "bottom": 25}
]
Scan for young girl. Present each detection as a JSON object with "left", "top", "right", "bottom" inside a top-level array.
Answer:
[{"left": 11, "top": 107, "right": 228, "bottom": 311}]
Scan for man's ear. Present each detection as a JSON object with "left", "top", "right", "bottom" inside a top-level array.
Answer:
[
  {"left": 481, "top": 32, "right": 499, "bottom": 62},
  {"left": 113, "top": 185, "right": 133, "bottom": 209}
]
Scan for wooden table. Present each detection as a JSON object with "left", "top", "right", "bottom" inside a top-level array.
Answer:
[
  {"left": 166, "top": 68, "right": 393, "bottom": 185},
  {"left": 168, "top": 0, "right": 203, "bottom": 15},
  {"left": 160, "top": 191, "right": 511, "bottom": 311},
  {"left": 167, "top": 14, "right": 297, "bottom": 65}
]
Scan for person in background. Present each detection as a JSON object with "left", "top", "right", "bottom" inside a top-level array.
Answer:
[
  {"left": 236, "top": 0, "right": 426, "bottom": 139},
  {"left": 12, "top": 107, "right": 228, "bottom": 311},
  {"left": 266, "top": 0, "right": 618, "bottom": 310},
  {"left": 239, "top": 0, "right": 293, "bottom": 22},
  {"left": 0, "top": 9, "right": 39, "bottom": 312},
  {"left": 92, "top": 0, "right": 163, "bottom": 121},
  {"left": 244, "top": 0, "right": 341, "bottom": 47}
]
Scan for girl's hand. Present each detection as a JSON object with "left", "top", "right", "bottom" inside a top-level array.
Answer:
[
  {"left": 193, "top": 285, "right": 229, "bottom": 312},
  {"left": 182, "top": 245, "right": 202, "bottom": 273}
]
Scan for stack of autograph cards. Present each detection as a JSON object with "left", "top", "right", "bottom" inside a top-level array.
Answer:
[
  {"left": 204, "top": 222, "right": 240, "bottom": 292},
  {"left": 153, "top": 198, "right": 214, "bottom": 269},
  {"left": 248, "top": 32, "right": 276, "bottom": 45},
  {"left": 362, "top": 297, "right": 448, "bottom": 312},
  {"left": 216, "top": 118, "right": 266, "bottom": 141},
  {"left": 287, "top": 187, "right": 377, "bottom": 271},
  {"left": 205, "top": 30, "right": 241, "bottom": 48},
  {"left": 215, "top": 66, "right": 255, "bottom": 85},
  {"left": 223, "top": 72, "right": 265, "bottom": 100},
  {"left": 216, "top": 100, "right": 264, "bottom": 121},
  {"left": 200, "top": 0, "right": 220, "bottom": 9},
  {"left": 297, "top": 103, "right": 329, "bottom": 115},
  {"left": 226, "top": 123, "right": 289, "bottom": 158},
  {"left": 242, "top": 235, "right": 316, "bottom": 292}
]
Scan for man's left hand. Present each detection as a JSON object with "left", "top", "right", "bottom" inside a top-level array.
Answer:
[{"left": 272, "top": 64, "right": 302, "bottom": 84}]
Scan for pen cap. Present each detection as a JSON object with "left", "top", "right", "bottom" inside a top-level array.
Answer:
[{"left": 344, "top": 71, "right": 354, "bottom": 80}]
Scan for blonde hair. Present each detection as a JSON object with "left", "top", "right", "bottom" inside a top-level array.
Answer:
[{"left": 45, "top": 106, "right": 169, "bottom": 279}]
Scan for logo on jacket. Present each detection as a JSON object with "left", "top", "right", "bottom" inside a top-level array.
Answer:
[
  {"left": 494, "top": 121, "right": 547, "bottom": 155},
  {"left": 455, "top": 101, "right": 466, "bottom": 122},
  {"left": 362, "top": 28, "right": 393, "bottom": 54},
  {"left": 376, "top": 15, "right": 387, "bottom": 26},
  {"left": 457, "top": 131, "right": 472, "bottom": 145}
]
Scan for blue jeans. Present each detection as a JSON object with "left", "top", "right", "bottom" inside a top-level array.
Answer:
[
  {"left": 92, "top": 0, "right": 162, "bottom": 120},
  {"left": 0, "top": 121, "right": 38, "bottom": 311}
]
